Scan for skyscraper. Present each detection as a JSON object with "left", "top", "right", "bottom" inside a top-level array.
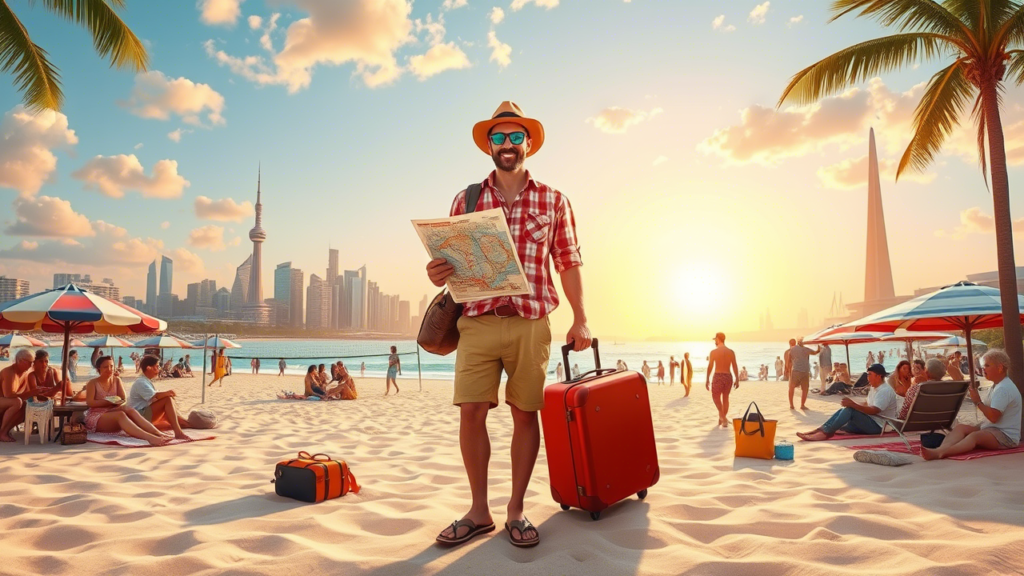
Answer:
[
  {"left": 864, "top": 128, "right": 895, "bottom": 303},
  {"left": 399, "top": 300, "right": 411, "bottom": 334},
  {"left": 230, "top": 255, "right": 251, "bottom": 312},
  {"left": 306, "top": 274, "right": 328, "bottom": 330},
  {"left": 327, "top": 248, "right": 339, "bottom": 286},
  {"left": 0, "top": 276, "right": 29, "bottom": 303},
  {"left": 343, "top": 265, "right": 367, "bottom": 330},
  {"left": 290, "top": 267, "right": 304, "bottom": 328},
  {"left": 242, "top": 166, "right": 272, "bottom": 325},
  {"left": 275, "top": 262, "right": 293, "bottom": 327},
  {"left": 199, "top": 279, "right": 216, "bottom": 307},
  {"left": 146, "top": 260, "right": 157, "bottom": 313},
  {"left": 159, "top": 256, "right": 173, "bottom": 295}
]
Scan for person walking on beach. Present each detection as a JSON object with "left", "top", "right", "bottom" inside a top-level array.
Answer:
[
  {"left": 572, "top": 363, "right": 581, "bottom": 379},
  {"left": 787, "top": 338, "right": 820, "bottom": 410},
  {"left": 818, "top": 344, "right": 832, "bottom": 395},
  {"left": 385, "top": 345, "right": 401, "bottom": 396},
  {"left": 428, "top": 101, "right": 589, "bottom": 548},
  {"left": 669, "top": 356, "right": 679, "bottom": 385},
  {"left": 208, "top": 349, "right": 227, "bottom": 387},
  {"left": 278, "top": 358, "right": 286, "bottom": 376},
  {"left": 656, "top": 361, "right": 665, "bottom": 385},
  {"left": 706, "top": 333, "right": 739, "bottom": 428},
  {"left": 783, "top": 340, "right": 794, "bottom": 382},
  {"left": 361, "top": 362, "right": 366, "bottom": 378},
  {"left": 555, "top": 362, "right": 564, "bottom": 382},
  {"left": 641, "top": 361, "right": 651, "bottom": 382},
  {"left": 251, "top": 358, "right": 260, "bottom": 374},
  {"left": 682, "top": 352, "right": 693, "bottom": 396},
  {"left": 774, "top": 356, "right": 784, "bottom": 381}
]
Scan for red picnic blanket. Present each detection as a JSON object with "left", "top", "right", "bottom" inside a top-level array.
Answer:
[{"left": 846, "top": 439, "right": 1024, "bottom": 461}]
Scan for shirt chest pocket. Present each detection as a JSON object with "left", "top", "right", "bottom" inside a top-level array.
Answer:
[{"left": 523, "top": 212, "right": 551, "bottom": 243}]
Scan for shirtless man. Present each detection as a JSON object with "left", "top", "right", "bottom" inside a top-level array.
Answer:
[
  {"left": 669, "top": 356, "right": 679, "bottom": 385},
  {"left": 0, "top": 349, "right": 34, "bottom": 441},
  {"left": 706, "top": 332, "right": 740, "bottom": 428}
]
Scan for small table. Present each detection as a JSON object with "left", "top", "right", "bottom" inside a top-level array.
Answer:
[{"left": 51, "top": 403, "right": 89, "bottom": 443}]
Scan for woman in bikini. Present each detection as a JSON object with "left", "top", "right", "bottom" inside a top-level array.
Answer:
[{"left": 84, "top": 356, "right": 169, "bottom": 446}]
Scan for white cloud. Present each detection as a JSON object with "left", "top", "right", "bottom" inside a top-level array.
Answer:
[
  {"left": 491, "top": 7, "right": 505, "bottom": 24},
  {"left": 160, "top": 221, "right": 170, "bottom": 229},
  {"left": 653, "top": 155, "right": 668, "bottom": 166},
  {"left": 134, "top": 142, "right": 143, "bottom": 150},
  {"left": 817, "top": 154, "right": 935, "bottom": 189},
  {"left": 488, "top": 30, "right": 512, "bottom": 67},
  {"left": 712, "top": 15, "right": 735, "bottom": 32},
  {"left": 188, "top": 225, "right": 227, "bottom": 251},
  {"left": 940, "top": 207, "right": 1024, "bottom": 239},
  {"left": 259, "top": 13, "right": 281, "bottom": 52},
  {"left": 415, "top": 14, "right": 447, "bottom": 46},
  {"left": 409, "top": 42, "right": 470, "bottom": 80},
  {"left": 124, "top": 71, "right": 226, "bottom": 127},
  {"left": 789, "top": 15, "right": 803, "bottom": 26},
  {"left": 199, "top": 0, "right": 244, "bottom": 26},
  {"left": 171, "top": 248, "right": 205, "bottom": 274},
  {"left": 749, "top": 2, "right": 770, "bottom": 24},
  {"left": 248, "top": 14, "right": 262, "bottom": 29},
  {"left": 442, "top": 0, "right": 467, "bottom": 10},
  {"left": 0, "top": 105, "right": 78, "bottom": 197},
  {"left": 511, "top": 0, "right": 559, "bottom": 10},
  {"left": 194, "top": 195, "right": 254, "bottom": 222},
  {"left": 227, "top": 236, "right": 242, "bottom": 246},
  {"left": 6, "top": 196, "right": 95, "bottom": 237},
  {"left": 167, "top": 129, "right": 193, "bottom": 142},
  {"left": 204, "top": 0, "right": 415, "bottom": 92},
  {"left": 586, "top": 107, "right": 663, "bottom": 134},
  {"left": 0, "top": 220, "right": 163, "bottom": 268},
  {"left": 72, "top": 154, "right": 190, "bottom": 199}
]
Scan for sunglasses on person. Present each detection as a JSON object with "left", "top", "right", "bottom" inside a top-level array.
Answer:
[{"left": 489, "top": 131, "right": 526, "bottom": 146}]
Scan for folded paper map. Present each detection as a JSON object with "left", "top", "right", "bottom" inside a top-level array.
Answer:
[{"left": 412, "top": 208, "right": 530, "bottom": 303}]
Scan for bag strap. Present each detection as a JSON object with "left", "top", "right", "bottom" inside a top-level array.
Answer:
[
  {"left": 740, "top": 402, "right": 766, "bottom": 437},
  {"left": 344, "top": 462, "right": 361, "bottom": 494},
  {"left": 297, "top": 450, "right": 312, "bottom": 460},
  {"left": 466, "top": 183, "right": 483, "bottom": 214}
]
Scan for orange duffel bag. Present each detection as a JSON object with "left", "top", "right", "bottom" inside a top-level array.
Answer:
[{"left": 273, "top": 451, "right": 360, "bottom": 503}]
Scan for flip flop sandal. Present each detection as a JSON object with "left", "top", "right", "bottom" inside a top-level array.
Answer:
[
  {"left": 435, "top": 519, "right": 495, "bottom": 545},
  {"left": 505, "top": 518, "right": 539, "bottom": 548}
]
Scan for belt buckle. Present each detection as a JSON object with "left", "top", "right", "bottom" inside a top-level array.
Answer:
[{"left": 494, "top": 305, "right": 515, "bottom": 318}]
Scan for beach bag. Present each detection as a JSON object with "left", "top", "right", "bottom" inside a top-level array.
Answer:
[
  {"left": 61, "top": 422, "right": 87, "bottom": 445},
  {"left": 416, "top": 183, "right": 482, "bottom": 356},
  {"left": 273, "top": 451, "right": 360, "bottom": 503},
  {"left": 187, "top": 409, "right": 218, "bottom": 429},
  {"left": 733, "top": 402, "right": 776, "bottom": 459},
  {"left": 921, "top": 432, "right": 945, "bottom": 449}
]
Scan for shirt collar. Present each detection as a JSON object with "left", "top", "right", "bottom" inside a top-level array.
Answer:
[{"left": 484, "top": 170, "right": 538, "bottom": 196}]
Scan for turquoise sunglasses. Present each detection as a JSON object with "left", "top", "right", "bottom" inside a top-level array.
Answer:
[{"left": 489, "top": 131, "right": 526, "bottom": 146}]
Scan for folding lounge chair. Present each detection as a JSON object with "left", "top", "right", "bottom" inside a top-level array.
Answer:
[{"left": 879, "top": 380, "right": 970, "bottom": 451}]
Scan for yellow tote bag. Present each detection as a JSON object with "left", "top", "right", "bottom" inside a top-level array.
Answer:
[{"left": 733, "top": 402, "right": 776, "bottom": 459}]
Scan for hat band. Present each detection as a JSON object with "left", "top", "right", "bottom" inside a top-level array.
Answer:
[{"left": 493, "top": 111, "right": 523, "bottom": 119}]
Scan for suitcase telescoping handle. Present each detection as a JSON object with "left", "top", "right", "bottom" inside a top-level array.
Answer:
[{"left": 562, "top": 338, "right": 614, "bottom": 382}]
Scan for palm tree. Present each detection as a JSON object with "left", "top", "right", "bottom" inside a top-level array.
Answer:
[
  {"left": 0, "top": 0, "right": 148, "bottom": 112},
  {"left": 779, "top": 0, "right": 1024, "bottom": 398}
]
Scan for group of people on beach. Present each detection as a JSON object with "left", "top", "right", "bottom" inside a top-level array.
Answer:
[{"left": 0, "top": 348, "right": 193, "bottom": 446}]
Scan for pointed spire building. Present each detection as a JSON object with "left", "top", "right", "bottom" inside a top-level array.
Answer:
[{"left": 242, "top": 165, "right": 272, "bottom": 325}]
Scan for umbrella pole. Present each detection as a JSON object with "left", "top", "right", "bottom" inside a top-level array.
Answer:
[
  {"left": 60, "top": 326, "right": 70, "bottom": 406},
  {"left": 845, "top": 342, "right": 851, "bottom": 370},
  {"left": 965, "top": 326, "right": 976, "bottom": 388},
  {"left": 201, "top": 332, "right": 209, "bottom": 404}
]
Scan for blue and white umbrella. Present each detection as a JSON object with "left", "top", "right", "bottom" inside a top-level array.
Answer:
[{"left": 846, "top": 282, "right": 1024, "bottom": 384}]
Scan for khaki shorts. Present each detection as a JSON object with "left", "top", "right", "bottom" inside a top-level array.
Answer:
[
  {"left": 986, "top": 427, "right": 1020, "bottom": 449},
  {"left": 453, "top": 314, "right": 551, "bottom": 411},
  {"left": 789, "top": 371, "right": 810, "bottom": 390}
]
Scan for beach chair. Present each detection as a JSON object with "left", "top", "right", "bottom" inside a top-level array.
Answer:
[{"left": 879, "top": 381, "right": 970, "bottom": 451}]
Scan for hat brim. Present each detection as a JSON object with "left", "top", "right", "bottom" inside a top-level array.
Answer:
[{"left": 473, "top": 117, "right": 544, "bottom": 157}]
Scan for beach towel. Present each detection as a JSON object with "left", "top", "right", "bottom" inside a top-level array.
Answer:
[
  {"left": 846, "top": 439, "right": 1024, "bottom": 461},
  {"left": 825, "top": 431, "right": 909, "bottom": 441},
  {"left": 86, "top": 430, "right": 215, "bottom": 448}
]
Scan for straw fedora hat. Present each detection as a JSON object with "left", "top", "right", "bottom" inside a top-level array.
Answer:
[{"left": 472, "top": 101, "right": 545, "bottom": 157}]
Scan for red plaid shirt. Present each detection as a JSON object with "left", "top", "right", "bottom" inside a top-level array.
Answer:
[{"left": 449, "top": 170, "right": 583, "bottom": 319}]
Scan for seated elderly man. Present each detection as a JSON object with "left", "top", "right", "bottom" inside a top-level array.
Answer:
[
  {"left": 797, "top": 364, "right": 898, "bottom": 441},
  {"left": 896, "top": 358, "right": 948, "bottom": 420},
  {"left": 923, "top": 349, "right": 1021, "bottom": 460},
  {"left": 0, "top": 349, "right": 34, "bottom": 442}
]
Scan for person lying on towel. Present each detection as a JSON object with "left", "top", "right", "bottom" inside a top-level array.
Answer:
[
  {"left": 797, "top": 364, "right": 897, "bottom": 441},
  {"left": 923, "top": 349, "right": 1021, "bottom": 460}
]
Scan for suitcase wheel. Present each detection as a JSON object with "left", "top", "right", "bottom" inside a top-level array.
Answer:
[
  {"left": 637, "top": 489, "right": 648, "bottom": 500},
  {"left": 590, "top": 511, "right": 601, "bottom": 521},
  {"left": 560, "top": 504, "right": 570, "bottom": 511}
]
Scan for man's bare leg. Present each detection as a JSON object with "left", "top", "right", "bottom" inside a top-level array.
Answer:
[
  {"left": 788, "top": 384, "right": 796, "bottom": 409},
  {"left": 923, "top": 428, "right": 1001, "bottom": 460},
  {"left": 0, "top": 397, "right": 24, "bottom": 442},
  {"left": 438, "top": 402, "right": 492, "bottom": 540},
  {"left": 150, "top": 397, "right": 188, "bottom": 439},
  {"left": 711, "top": 391, "right": 724, "bottom": 426},
  {"left": 507, "top": 404, "right": 540, "bottom": 542},
  {"left": 721, "top": 391, "right": 731, "bottom": 428},
  {"left": 800, "top": 384, "right": 809, "bottom": 409}
]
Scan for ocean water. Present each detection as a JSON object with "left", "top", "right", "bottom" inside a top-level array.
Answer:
[{"left": 45, "top": 339, "right": 909, "bottom": 383}]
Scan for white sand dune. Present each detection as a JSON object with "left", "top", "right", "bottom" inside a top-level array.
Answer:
[{"left": 0, "top": 367, "right": 1021, "bottom": 575}]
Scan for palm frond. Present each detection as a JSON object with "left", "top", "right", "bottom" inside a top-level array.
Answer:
[
  {"left": 971, "top": 93, "right": 990, "bottom": 189},
  {"left": 779, "top": 33, "right": 948, "bottom": 107},
  {"left": 40, "top": 0, "right": 147, "bottom": 71},
  {"left": 831, "top": 0, "right": 975, "bottom": 48},
  {"left": 0, "top": 1, "right": 63, "bottom": 111},
  {"left": 897, "top": 60, "right": 974, "bottom": 178},
  {"left": 1006, "top": 49, "right": 1024, "bottom": 82},
  {"left": 993, "top": 4, "right": 1024, "bottom": 52}
]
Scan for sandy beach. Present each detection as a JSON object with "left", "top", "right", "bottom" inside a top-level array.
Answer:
[{"left": 1, "top": 366, "right": 1021, "bottom": 575}]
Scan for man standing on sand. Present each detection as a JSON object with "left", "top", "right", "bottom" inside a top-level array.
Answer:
[
  {"left": 783, "top": 339, "right": 794, "bottom": 382},
  {"left": 706, "top": 332, "right": 740, "bottom": 428},
  {"left": 774, "top": 356, "right": 784, "bottom": 381},
  {"left": 278, "top": 358, "right": 286, "bottom": 376},
  {"left": 427, "top": 102, "right": 589, "bottom": 549},
  {"left": 818, "top": 344, "right": 832, "bottom": 394},
  {"left": 788, "top": 338, "right": 820, "bottom": 410},
  {"left": 0, "top": 349, "right": 33, "bottom": 442},
  {"left": 669, "top": 356, "right": 679, "bottom": 385},
  {"left": 682, "top": 352, "right": 692, "bottom": 396}
]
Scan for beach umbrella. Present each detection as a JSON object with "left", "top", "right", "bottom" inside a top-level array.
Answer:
[
  {"left": 0, "top": 284, "right": 166, "bottom": 405},
  {"left": 879, "top": 330, "right": 953, "bottom": 361},
  {"left": 135, "top": 334, "right": 194, "bottom": 363},
  {"left": 923, "top": 336, "right": 988, "bottom": 349},
  {"left": 802, "top": 324, "right": 850, "bottom": 342},
  {"left": 804, "top": 331, "right": 893, "bottom": 370},
  {"left": 845, "top": 281, "right": 1024, "bottom": 385},
  {"left": 82, "top": 335, "right": 135, "bottom": 368},
  {"left": 67, "top": 338, "right": 86, "bottom": 347},
  {"left": 191, "top": 336, "right": 241, "bottom": 349},
  {"left": 0, "top": 332, "right": 49, "bottom": 348}
]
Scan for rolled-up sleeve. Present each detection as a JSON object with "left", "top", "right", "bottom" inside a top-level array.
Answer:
[
  {"left": 449, "top": 190, "right": 466, "bottom": 217},
  {"left": 550, "top": 193, "right": 583, "bottom": 273}
]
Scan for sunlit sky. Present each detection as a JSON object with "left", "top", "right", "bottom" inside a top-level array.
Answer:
[{"left": 1, "top": 0, "right": 1022, "bottom": 340}]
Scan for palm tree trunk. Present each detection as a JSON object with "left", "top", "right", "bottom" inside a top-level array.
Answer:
[{"left": 981, "top": 80, "right": 1024, "bottom": 407}]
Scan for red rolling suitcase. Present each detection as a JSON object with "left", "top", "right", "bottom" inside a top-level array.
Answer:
[{"left": 540, "top": 339, "right": 659, "bottom": 520}]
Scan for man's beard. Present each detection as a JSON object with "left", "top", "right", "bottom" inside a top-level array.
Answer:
[{"left": 491, "top": 147, "right": 524, "bottom": 172}]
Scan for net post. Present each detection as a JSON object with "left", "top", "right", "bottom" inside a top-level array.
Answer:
[{"left": 417, "top": 344, "right": 423, "bottom": 392}]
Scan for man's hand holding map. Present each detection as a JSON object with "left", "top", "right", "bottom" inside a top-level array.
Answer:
[{"left": 413, "top": 208, "right": 530, "bottom": 303}]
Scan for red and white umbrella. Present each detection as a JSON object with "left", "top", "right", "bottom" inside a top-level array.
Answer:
[
  {"left": 804, "top": 331, "right": 893, "bottom": 370},
  {"left": 134, "top": 334, "right": 194, "bottom": 349},
  {"left": 0, "top": 284, "right": 166, "bottom": 404},
  {"left": 192, "top": 336, "right": 241, "bottom": 349},
  {"left": 879, "top": 330, "right": 953, "bottom": 361},
  {"left": 83, "top": 335, "right": 135, "bottom": 349},
  {"left": 0, "top": 332, "right": 49, "bottom": 348}
]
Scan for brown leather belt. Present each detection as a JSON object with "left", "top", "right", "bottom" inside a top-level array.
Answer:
[{"left": 484, "top": 304, "right": 517, "bottom": 318}]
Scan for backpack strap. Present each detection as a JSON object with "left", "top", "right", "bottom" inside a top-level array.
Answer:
[{"left": 465, "top": 183, "right": 483, "bottom": 214}]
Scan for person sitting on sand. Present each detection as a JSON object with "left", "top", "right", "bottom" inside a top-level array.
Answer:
[
  {"left": 170, "top": 358, "right": 186, "bottom": 378},
  {"left": 183, "top": 354, "right": 193, "bottom": 376},
  {"left": 329, "top": 361, "right": 358, "bottom": 400},
  {"left": 739, "top": 366, "right": 749, "bottom": 381},
  {"left": 26, "top": 349, "right": 73, "bottom": 401},
  {"left": 0, "top": 349, "right": 34, "bottom": 442},
  {"left": 911, "top": 359, "right": 928, "bottom": 385},
  {"left": 129, "top": 355, "right": 190, "bottom": 439},
  {"left": 946, "top": 351, "right": 966, "bottom": 381},
  {"left": 316, "top": 364, "right": 330, "bottom": 388},
  {"left": 706, "top": 332, "right": 739, "bottom": 428},
  {"left": 304, "top": 365, "right": 327, "bottom": 399},
  {"left": 888, "top": 360, "right": 913, "bottom": 397},
  {"left": 923, "top": 349, "right": 1021, "bottom": 460},
  {"left": 896, "top": 358, "right": 947, "bottom": 421},
  {"left": 797, "top": 364, "right": 897, "bottom": 441},
  {"left": 85, "top": 356, "right": 170, "bottom": 446}
]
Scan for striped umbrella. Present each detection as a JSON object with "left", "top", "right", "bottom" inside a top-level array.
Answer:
[
  {"left": 879, "top": 330, "right": 954, "bottom": 362},
  {"left": 0, "top": 332, "right": 49, "bottom": 347},
  {"left": 0, "top": 284, "right": 166, "bottom": 404},
  {"left": 83, "top": 335, "right": 135, "bottom": 348},
  {"left": 191, "top": 336, "right": 241, "bottom": 349},
  {"left": 923, "top": 336, "right": 988, "bottom": 350},
  {"left": 846, "top": 281, "right": 1024, "bottom": 385},
  {"left": 134, "top": 334, "right": 194, "bottom": 349},
  {"left": 804, "top": 331, "right": 893, "bottom": 371}
]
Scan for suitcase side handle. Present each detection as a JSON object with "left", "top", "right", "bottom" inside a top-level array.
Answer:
[{"left": 561, "top": 338, "right": 600, "bottom": 381}]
